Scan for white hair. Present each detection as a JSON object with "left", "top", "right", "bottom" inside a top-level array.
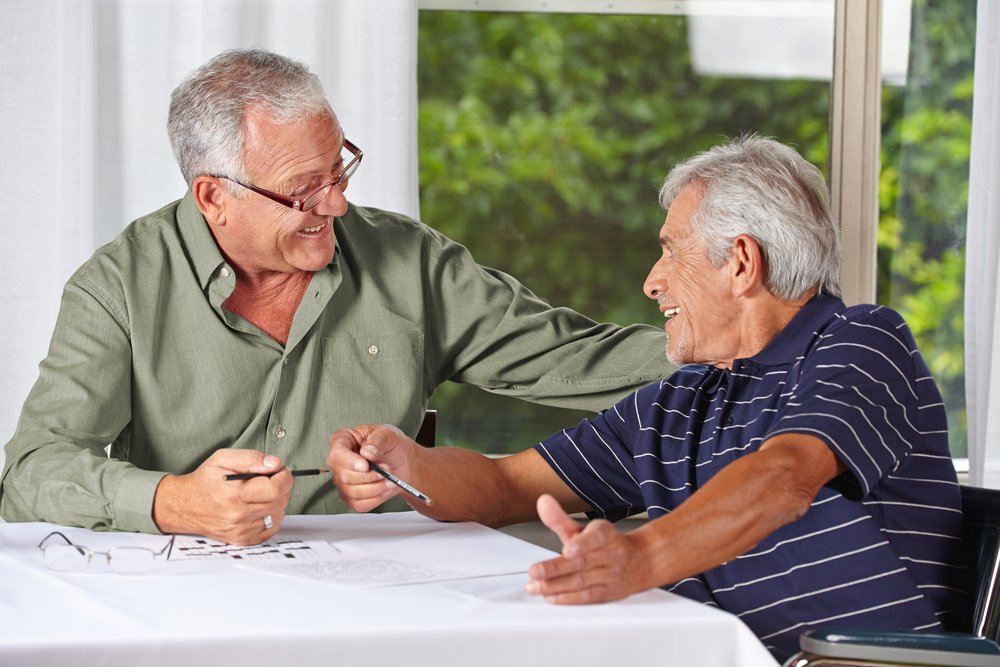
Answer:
[
  {"left": 167, "top": 48, "right": 334, "bottom": 188},
  {"left": 658, "top": 134, "right": 842, "bottom": 300}
]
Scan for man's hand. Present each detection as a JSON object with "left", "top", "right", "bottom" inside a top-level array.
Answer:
[
  {"left": 152, "top": 449, "right": 292, "bottom": 545},
  {"left": 327, "top": 424, "right": 417, "bottom": 512},
  {"left": 525, "top": 494, "right": 653, "bottom": 604}
]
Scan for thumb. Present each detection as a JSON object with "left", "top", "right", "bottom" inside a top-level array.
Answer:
[
  {"left": 328, "top": 425, "right": 381, "bottom": 473},
  {"left": 213, "top": 448, "right": 282, "bottom": 474},
  {"left": 358, "top": 425, "right": 409, "bottom": 466},
  {"left": 536, "top": 493, "right": 583, "bottom": 549}
]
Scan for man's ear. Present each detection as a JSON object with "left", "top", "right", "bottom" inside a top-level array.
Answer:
[
  {"left": 730, "top": 234, "right": 765, "bottom": 297},
  {"left": 192, "top": 176, "right": 227, "bottom": 227}
]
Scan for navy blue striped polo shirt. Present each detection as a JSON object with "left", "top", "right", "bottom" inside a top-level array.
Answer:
[{"left": 535, "top": 294, "right": 966, "bottom": 661}]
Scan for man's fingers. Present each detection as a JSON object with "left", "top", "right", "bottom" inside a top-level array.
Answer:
[
  {"left": 358, "top": 425, "right": 408, "bottom": 464},
  {"left": 327, "top": 425, "right": 415, "bottom": 513},
  {"left": 328, "top": 428, "right": 369, "bottom": 471},
  {"left": 563, "top": 519, "right": 618, "bottom": 557},
  {"left": 209, "top": 448, "right": 283, "bottom": 475},
  {"left": 527, "top": 525, "right": 615, "bottom": 580},
  {"left": 237, "top": 469, "right": 293, "bottom": 503},
  {"left": 328, "top": 425, "right": 403, "bottom": 473},
  {"left": 330, "top": 464, "right": 400, "bottom": 511},
  {"left": 526, "top": 519, "right": 636, "bottom": 604},
  {"left": 536, "top": 493, "right": 583, "bottom": 549},
  {"left": 526, "top": 557, "right": 615, "bottom": 602},
  {"left": 528, "top": 553, "right": 582, "bottom": 580},
  {"left": 539, "top": 586, "right": 614, "bottom": 605}
]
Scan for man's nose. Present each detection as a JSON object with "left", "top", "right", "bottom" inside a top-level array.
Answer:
[
  {"left": 643, "top": 263, "right": 666, "bottom": 300},
  {"left": 313, "top": 183, "right": 348, "bottom": 217}
]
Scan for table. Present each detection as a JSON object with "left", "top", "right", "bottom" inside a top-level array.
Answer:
[{"left": 0, "top": 513, "right": 778, "bottom": 667}]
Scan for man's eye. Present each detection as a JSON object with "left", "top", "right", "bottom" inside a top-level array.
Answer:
[{"left": 291, "top": 182, "right": 319, "bottom": 198}]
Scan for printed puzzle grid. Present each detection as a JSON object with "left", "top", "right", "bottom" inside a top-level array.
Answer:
[{"left": 168, "top": 536, "right": 340, "bottom": 561}]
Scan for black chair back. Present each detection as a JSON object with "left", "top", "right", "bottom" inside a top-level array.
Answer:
[{"left": 961, "top": 484, "right": 1000, "bottom": 641}]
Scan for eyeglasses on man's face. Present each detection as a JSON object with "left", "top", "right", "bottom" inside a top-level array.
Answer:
[
  {"left": 37, "top": 531, "right": 176, "bottom": 575},
  {"left": 213, "top": 138, "right": 363, "bottom": 212}
]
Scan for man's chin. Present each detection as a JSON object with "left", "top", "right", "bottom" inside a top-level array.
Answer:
[
  {"left": 293, "top": 249, "right": 336, "bottom": 272},
  {"left": 665, "top": 341, "right": 689, "bottom": 367}
]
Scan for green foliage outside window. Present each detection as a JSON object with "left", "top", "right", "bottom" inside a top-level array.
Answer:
[{"left": 878, "top": 0, "right": 974, "bottom": 457}]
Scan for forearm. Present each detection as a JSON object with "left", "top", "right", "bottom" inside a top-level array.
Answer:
[
  {"left": 331, "top": 425, "right": 586, "bottom": 526},
  {"left": 629, "top": 435, "right": 842, "bottom": 589},
  {"left": 406, "top": 447, "right": 544, "bottom": 527}
]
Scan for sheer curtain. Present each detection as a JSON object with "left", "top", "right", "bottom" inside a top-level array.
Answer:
[
  {"left": 965, "top": 1, "right": 1000, "bottom": 488},
  {"left": 0, "top": 0, "right": 419, "bottom": 470}
]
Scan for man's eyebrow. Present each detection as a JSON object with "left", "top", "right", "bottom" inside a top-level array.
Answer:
[{"left": 280, "top": 147, "right": 347, "bottom": 189}]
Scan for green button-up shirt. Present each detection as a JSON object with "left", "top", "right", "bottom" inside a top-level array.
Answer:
[{"left": 0, "top": 192, "right": 671, "bottom": 533}]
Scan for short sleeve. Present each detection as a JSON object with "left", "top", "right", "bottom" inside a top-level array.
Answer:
[
  {"left": 534, "top": 384, "right": 660, "bottom": 521},
  {"left": 767, "top": 306, "right": 943, "bottom": 499}
]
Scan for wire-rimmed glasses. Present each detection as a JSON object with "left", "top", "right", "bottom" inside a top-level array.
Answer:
[
  {"left": 37, "top": 531, "right": 176, "bottom": 575},
  {"left": 213, "top": 138, "right": 363, "bottom": 212}
]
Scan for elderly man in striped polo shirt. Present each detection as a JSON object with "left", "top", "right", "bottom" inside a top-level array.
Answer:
[{"left": 327, "top": 135, "right": 966, "bottom": 662}]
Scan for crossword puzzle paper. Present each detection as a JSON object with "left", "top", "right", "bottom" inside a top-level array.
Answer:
[{"left": 168, "top": 536, "right": 341, "bottom": 561}]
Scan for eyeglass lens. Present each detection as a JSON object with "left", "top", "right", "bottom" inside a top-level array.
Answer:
[
  {"left": 301, "top": 185, "right": 335, "bottom": 212},
  {"left": 42, "top": 544, "right": 159, "bottom": 574},
  {"left": 300, "top": 148, "right": 362, "bottom": 211}
]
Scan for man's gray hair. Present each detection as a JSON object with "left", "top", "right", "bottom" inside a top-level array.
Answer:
[
  {"left": 658, "top": 135, "right": 842, "bottom": 300},
  {"left": 167, "top": 48, "right": 333, "bottom": 187}
]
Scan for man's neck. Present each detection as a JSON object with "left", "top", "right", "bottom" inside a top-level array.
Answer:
[
  {"left": 715, "top": 290, "right": 815, "bottom": 369},
  {"left": 223, "top": 270, "right": 314, "bottom": 345}
]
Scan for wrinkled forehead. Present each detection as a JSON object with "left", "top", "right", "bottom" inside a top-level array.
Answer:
[
  {"left": 242, "top": 110, "right": 343, "bottom": 174},
  {"left": 662, "top": 183, "right": 704, "bottom": 238}
]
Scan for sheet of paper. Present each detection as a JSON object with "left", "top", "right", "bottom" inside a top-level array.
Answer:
[
  {"left": 168, "top": 536, "right": 341, "bottom": 562},
  {"left": 238, "top": 554, "right": 521, "bottom": 589}
]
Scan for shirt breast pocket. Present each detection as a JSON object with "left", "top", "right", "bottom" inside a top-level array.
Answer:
[{"left": 321, "top": 326, "right": 426, "bottom": 428}]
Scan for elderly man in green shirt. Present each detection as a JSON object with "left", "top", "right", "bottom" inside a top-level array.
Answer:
[{"left": 0, "top": 49, "right": 670, "bottom": 545}]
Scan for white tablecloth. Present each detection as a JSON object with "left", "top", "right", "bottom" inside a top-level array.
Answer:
[{"left": 0, "top": 513, "right": 778, "bottom": 667}]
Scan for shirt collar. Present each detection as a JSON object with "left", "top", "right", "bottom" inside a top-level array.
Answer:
[
  {"left": 176, "top": 190, "right": 228, "bottom": 290},
  {"left": 747, "top": 292, "right": 846, "bottom": 367}
]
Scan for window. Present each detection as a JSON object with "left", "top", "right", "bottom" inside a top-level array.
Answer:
[
  {"left": 878, "top": 0, "right": 975, "bottom": 457},
  {"left": 418, "top": 0, "right": 975, "bottom": 459}
]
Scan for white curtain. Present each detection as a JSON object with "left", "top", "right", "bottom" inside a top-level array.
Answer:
[
  {"left": 965, "top": 1, "right": 1000, "bottom": 488},
  {"left": 0, "top": 0, "right": 419, "bottom": 470}
]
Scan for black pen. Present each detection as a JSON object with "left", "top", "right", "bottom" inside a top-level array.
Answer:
[
  {"left": 370, "top": 463, "right": 434, "bottom": 506},
  {"left": 224, "top": 468, "right": 329, "bottom": 481}
]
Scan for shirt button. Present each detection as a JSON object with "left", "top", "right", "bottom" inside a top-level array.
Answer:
[
  {"left": 220, "top": 267, "right": 230, "bottom": 278},
  {"left": 275, "top": 426, "right": 286, "bottom": 439},
  {"left": 367, "top": 345, "right": 379, "bottom": 356},
  {"left": 725, "top": 417, "right": 734, "bottom": 426}
]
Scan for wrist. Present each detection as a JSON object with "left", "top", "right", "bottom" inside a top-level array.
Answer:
[
  {"left": 151, "top": 474, "right": 184, "bottom": 534},
  {"left": 628, "top": 520, "right": 677, "bottom": 591}
]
